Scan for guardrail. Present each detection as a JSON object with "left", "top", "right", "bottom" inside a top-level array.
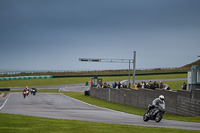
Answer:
[{"left": 0, "top": 88, "right": 10, "bottom": 91}]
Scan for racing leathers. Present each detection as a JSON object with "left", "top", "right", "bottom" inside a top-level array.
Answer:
[{"left": 148, "top": 98, "right": 165, "bottom": 113}]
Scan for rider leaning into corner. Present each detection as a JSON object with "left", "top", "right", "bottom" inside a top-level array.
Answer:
[{"left": 148, "top": 95, "right": 165, "bottom": 114}]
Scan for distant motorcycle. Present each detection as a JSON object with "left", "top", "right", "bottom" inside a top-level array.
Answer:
[
  {"left": 33, "top": 89, "right": 36, "bottom": 95},
  {"left": 26, "top": 89, "right": 29, "bottom": 96},
  {"left": 143, "top": 104, "right": 165, "bottom": 123},
  {"left": 23, "top": 91, "right": 26, "bottom": 98},
  {"left": 31, "top": 88, "right": 37, "bottom": 96}
]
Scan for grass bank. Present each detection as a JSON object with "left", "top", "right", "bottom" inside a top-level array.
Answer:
[{"left": 0, "top": 113, "right": 199, "bottom": 133}]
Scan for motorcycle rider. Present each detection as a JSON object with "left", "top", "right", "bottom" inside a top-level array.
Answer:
[
  {"left": 148, "top": 95, "right": 165, "bottom": 114},
  {"left": 23, "top": 89, "right": 27, "bottom": 98},
  {"left": 25, "top": 86, "right": 29, "bottom": 96}
]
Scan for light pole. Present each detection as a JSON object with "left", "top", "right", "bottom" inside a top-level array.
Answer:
[
  {"left": 79, "top": 51, "right": 136, "bottom": 89},
  {"left": 133, "top": 51, "right": 136, "bottom": 86}
]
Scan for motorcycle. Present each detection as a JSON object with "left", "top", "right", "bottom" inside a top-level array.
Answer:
[
  {"left": 23, "top": 91, "right": 26, "bottom": 98},
  {"left": 26, "top": 89, "right": 29, "bottom": 96},
  {"left": 31, "top": 88, "right": 37, "bottom": 96},
  {"left": 143, "top": 104, "right": 165, "bottom": 123},
  {"left": 33, "top": 89, "right": 36, "bottom": 95}
]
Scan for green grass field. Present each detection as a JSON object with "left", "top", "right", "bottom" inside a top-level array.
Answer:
[
  {"left": 0, "top": 74, "right": 187, "bottom": 91},
  {"left": 1, "top": 113, "right": 199, "bottom": 133}
]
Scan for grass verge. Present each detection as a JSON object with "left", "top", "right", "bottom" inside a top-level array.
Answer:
[{"left": 0, "top": 113, "right": 199, "bottom": 133}]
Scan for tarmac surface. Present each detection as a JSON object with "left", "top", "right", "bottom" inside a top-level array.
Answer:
[
  {"left": 0, "top": 92, "right": 200, "bottom": 131},
  {"left": 1, "top": 78, "right": 200, "bottom": 131}
]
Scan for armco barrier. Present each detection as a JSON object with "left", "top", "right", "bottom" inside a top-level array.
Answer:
[
  {"left": 0, "top": 88, "right": 10, "bottom": 91},
  {"left": 90, "top": 87, "right": 200, "bottom": 116},
  {"left": 0, "top": 75, "right": 52, "bottom": 81}
]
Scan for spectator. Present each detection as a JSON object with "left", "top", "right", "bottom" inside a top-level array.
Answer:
[
  {"left": 112, "top": 82, "right": 115, "bottom": 88},
  {"left": 97, "top": 83, "right": 101, "bottom": 88},
  {"left": 149, "top": 81, "right": 155, "bottom": 90},
  {"left": 121, "top": 82, "right": 127, "bottom": 88},
  {"left": 103, "top": 82, "right": 107, "bottom": 88},
  {"left": 107, "top": 83, "right": 110, "bottom": 88},
  {"left": 149, "top": 81, "right": 153, "bottom": 89},
  {"left": 141, "top": 81, "right": 146, "bottom": 89},
  {"left": 134, "top": 82, "right": 138, "bottom": 90},
  {"left": 144, "top": 82, "right": 147, "bottom": 88},
  {"left": 146, "top": 83, "right": 150, "bottom": 89},
  {"left": 141, "top": 81, "right": 144, "bottom": 88},
  {"left": 113, "top": 82, "right": 117, "bottom": 88},
  {"left": 121, "top": 82, "right": 124, "bottom": 88},
  {"left": 150, "top": 84, "right": 155, "bottom": 90},
  {"left": 124, "top": 84, "right": 127, "bottom": 88},
  {"left": 154, "top": 81, "right": 159, "bottom": 88},
  {"left": 182, "top": 82, "right": 187, "bottom": 90},
  {"left": 137, "top": 82, "right": 141, "bottom": 88},
  {"left": 164, "top": 84, "right": 171, "bottom": 90},
  {"left": 159, "top": 81, "right": 164, "bottom": 89},
  {"left": 128, "top": 83, "right": 131, "bottom": 89},
  {"left": 118, "top": 82, "right": 121, "bottom": 89}
]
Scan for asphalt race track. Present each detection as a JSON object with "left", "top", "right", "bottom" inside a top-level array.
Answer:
[{"left": 0, "top": 93, "right": 200, "bottom": 131}]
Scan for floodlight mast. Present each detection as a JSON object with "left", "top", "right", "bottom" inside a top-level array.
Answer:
[
  {"left": 79, "top": 51, "right": 136, "bottom": 89},
  {"left": 133, "top": 51, "right": 136, "bottom": 86},
  {"left": 79, "top": 58, "right": 133, "bottom": 63}
]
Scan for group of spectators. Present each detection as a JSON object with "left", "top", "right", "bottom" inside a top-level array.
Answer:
[
  {"left": 96, "top": 81, "right": 171, "bottom": 90},
  {"left": 135, "top": 81, "right": 170, "bottom": 90},
  {"left": 97, "top": 82, "right": 128, "bottom": 89},
  {"left": 95, "top": 80, "right": 188, "bottom": 91}
]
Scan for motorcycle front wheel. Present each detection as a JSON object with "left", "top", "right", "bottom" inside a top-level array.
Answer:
[{"left": 143, "top": 112, "right": 149, "bottom": 122}]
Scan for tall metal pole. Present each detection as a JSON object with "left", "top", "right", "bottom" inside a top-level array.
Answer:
[
  {"left": 133, "top": 51, "right": 136, "bottom": 88},
  {"left": 128, "top": 59, "right": 130, "bottom": 89}
]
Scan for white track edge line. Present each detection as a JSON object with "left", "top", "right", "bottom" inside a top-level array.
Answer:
[{"left": 0, "top": 93, "right": 11, "bottom": 110}]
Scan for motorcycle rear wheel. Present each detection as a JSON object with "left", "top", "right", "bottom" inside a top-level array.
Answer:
[{"left": 155, "top": 113, "right": 162, "bottom": 122}]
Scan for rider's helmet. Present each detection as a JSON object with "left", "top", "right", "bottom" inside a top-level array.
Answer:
[{"left": 159, "top": 95, "right": 164, "bottom": 102}]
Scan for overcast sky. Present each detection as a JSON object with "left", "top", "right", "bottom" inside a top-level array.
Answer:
[{"left": 0, "top": 0, "right": 200, "bottom": 71}]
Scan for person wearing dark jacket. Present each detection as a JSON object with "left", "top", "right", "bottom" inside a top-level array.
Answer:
[
  {"left": 182, "top": 82, "right": 187, "bottom": 90},
  {"left": 159, "top": 81, "right": 164, "bottom": 89}
]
